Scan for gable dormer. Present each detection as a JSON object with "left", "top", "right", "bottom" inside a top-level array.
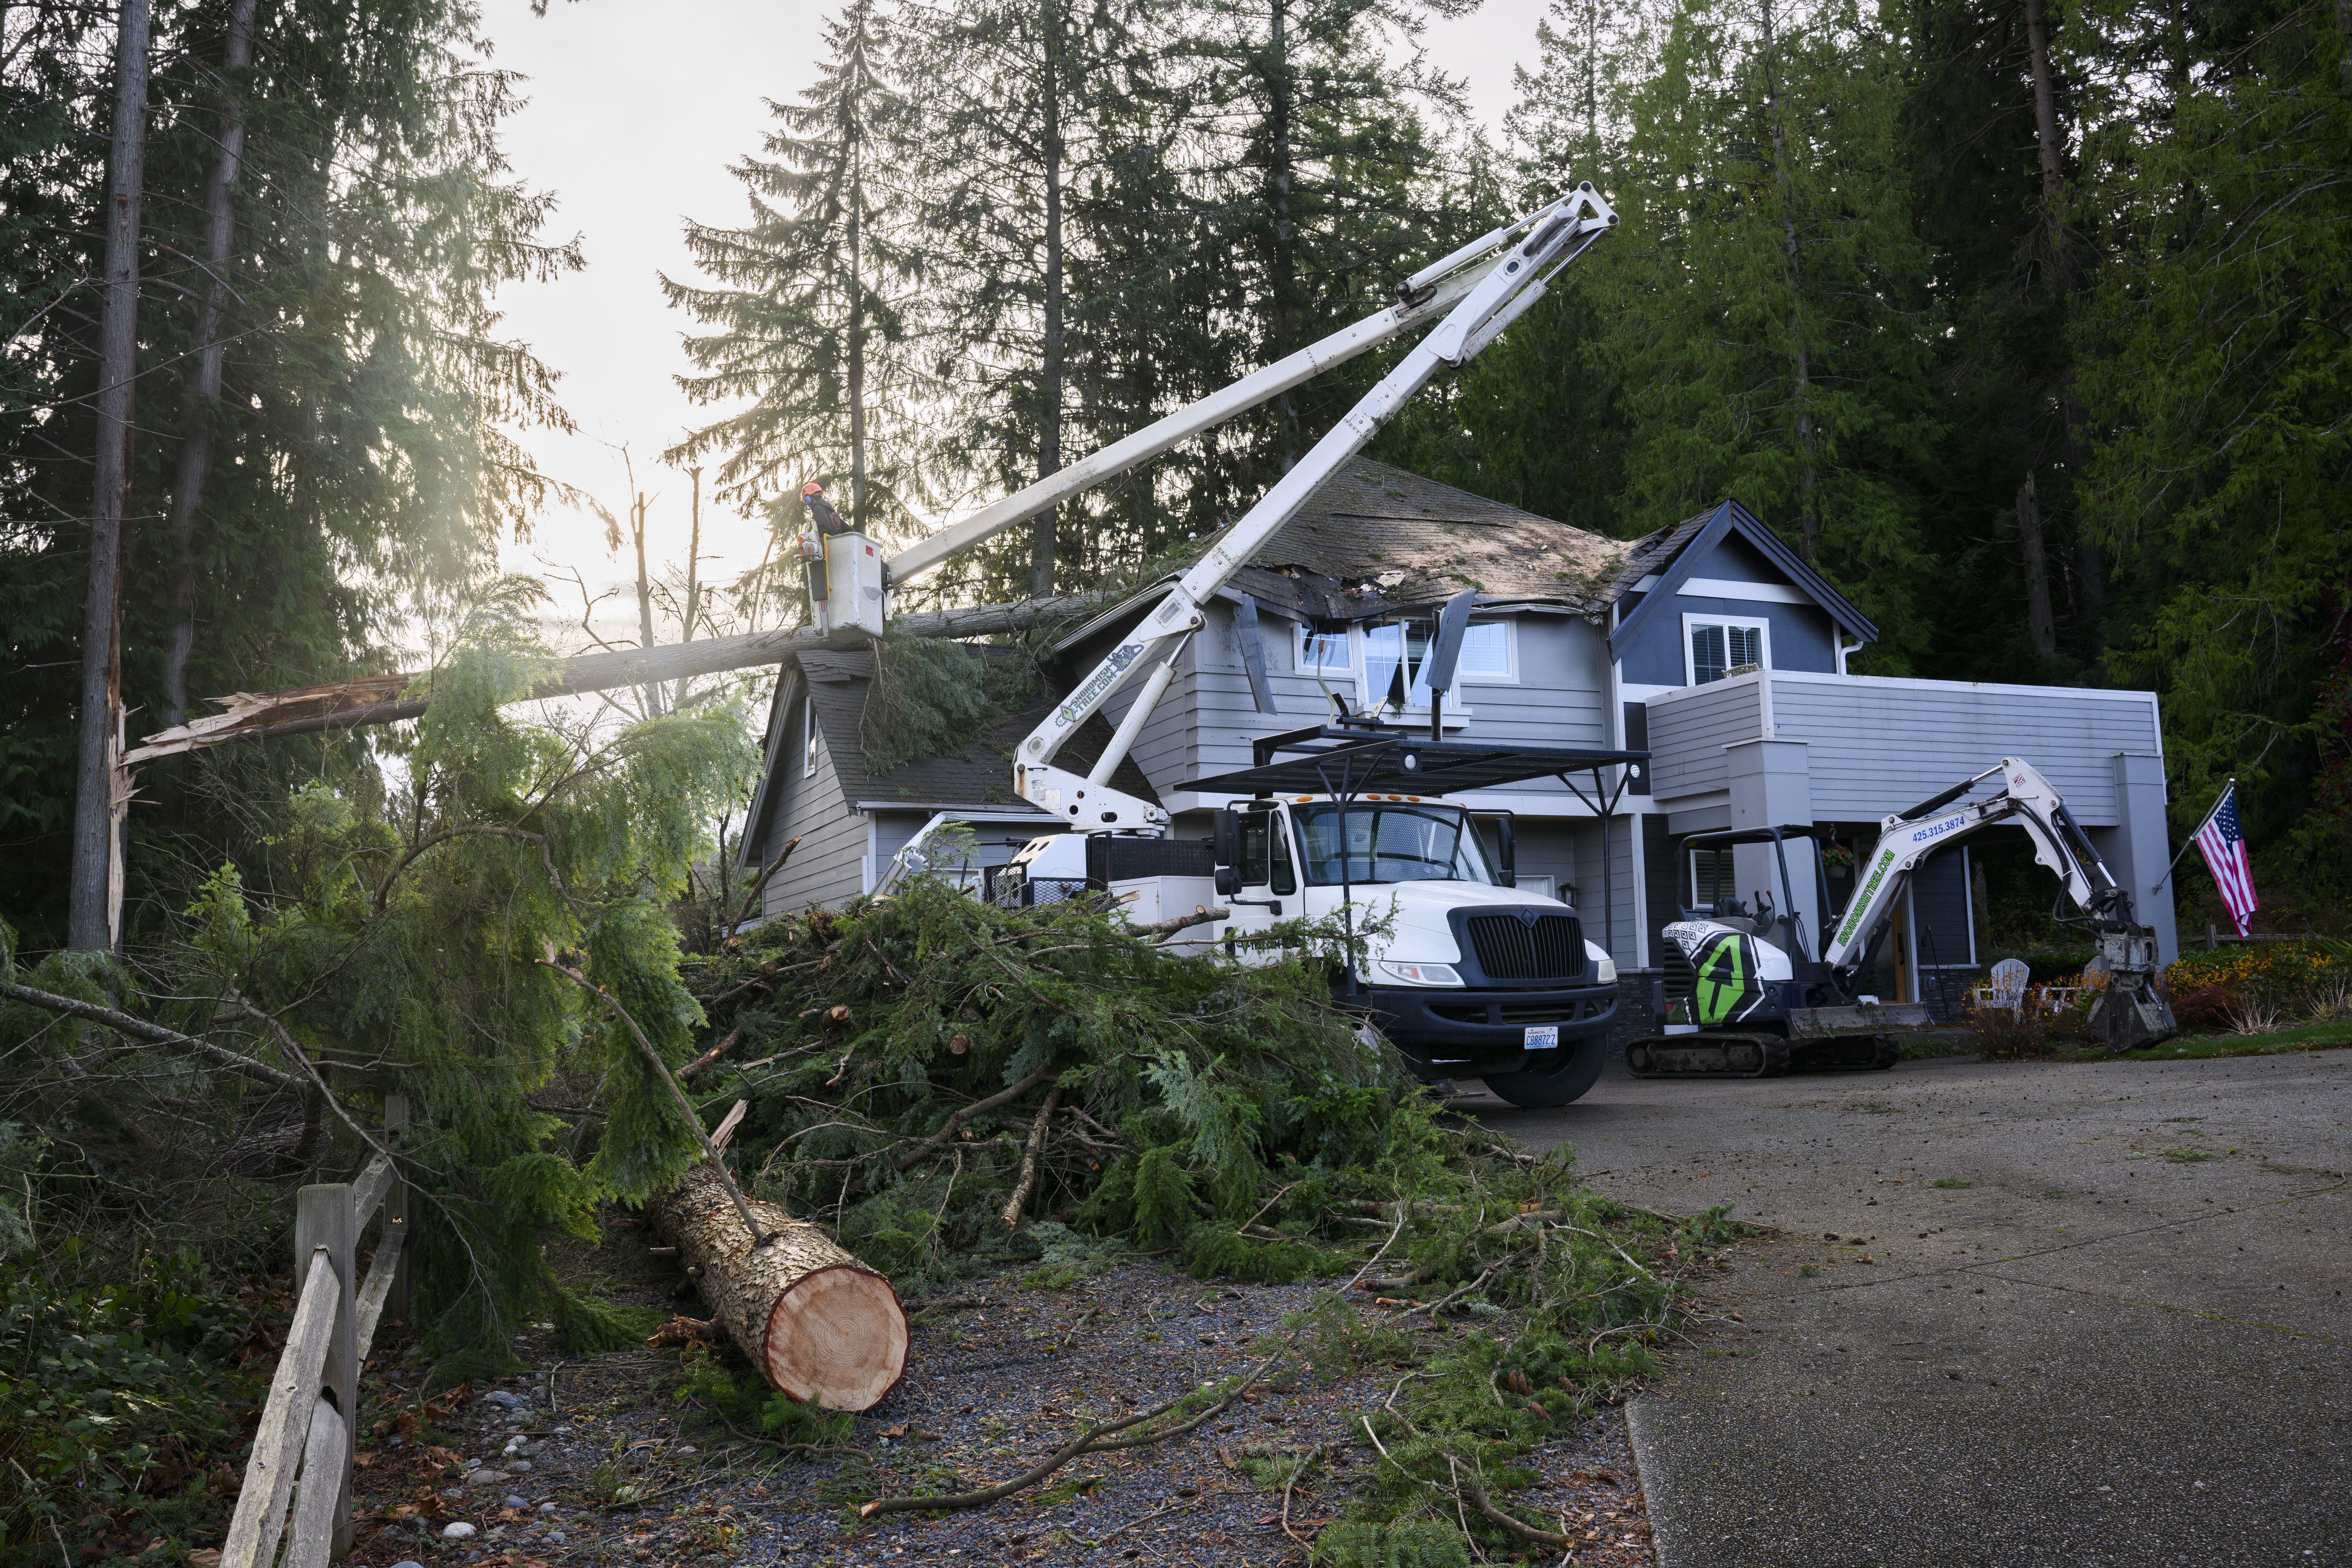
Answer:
[{"left": 1601, "top": 500, "right": 1876, "bottom": 689}]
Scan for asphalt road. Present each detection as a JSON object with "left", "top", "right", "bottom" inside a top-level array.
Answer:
[{"left": 1462, "top": 1049, "right": 2352, "bottom": 1566}]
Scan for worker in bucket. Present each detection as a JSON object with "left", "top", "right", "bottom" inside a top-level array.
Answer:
[{"left": 797, "top": 480, "right": 851, "bottom": 605}]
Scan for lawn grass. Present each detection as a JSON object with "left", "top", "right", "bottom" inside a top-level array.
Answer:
[{"left": 2054, "top": 1017, "right": 2352, "bottom": 1063}]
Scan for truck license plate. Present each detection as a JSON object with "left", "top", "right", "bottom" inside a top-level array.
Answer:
[{"left": 1523, "top": 1024, "right": 1559, "bottom": 1049}]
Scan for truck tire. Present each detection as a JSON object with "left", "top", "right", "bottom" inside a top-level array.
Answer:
[{"left": 1482, "top": 1036, "right": 1610, "bottom": 1109}]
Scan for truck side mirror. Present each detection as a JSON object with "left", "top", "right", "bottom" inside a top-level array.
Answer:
[
  {"left": 1493, "top": 816, "right": 1516, "bottom": 888},
  {"left": 1212, "top": 809, "right": 1240, "bottom": 896}
]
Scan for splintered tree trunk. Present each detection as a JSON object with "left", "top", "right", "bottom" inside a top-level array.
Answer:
[{"left": 646, "top": 1164, "right": 907, "bottom": 1411}]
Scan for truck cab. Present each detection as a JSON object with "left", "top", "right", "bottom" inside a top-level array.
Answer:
[{"left": 1208, "top": 792, "right": 1620, "bottom": 1105}]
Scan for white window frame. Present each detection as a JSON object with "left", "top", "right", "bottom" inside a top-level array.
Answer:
[
  {"left": 1450, "top": 619, "right": 1518, "bottom": 685},
  {"left": 802, "top": 698, "right": 819, "bottom": 778},
  {"left": 1298, "top": 616, "right": 1512, "bottom": 718},
  {"left": 1681, "top": 612, "right": 1772, "bottom": 687}
]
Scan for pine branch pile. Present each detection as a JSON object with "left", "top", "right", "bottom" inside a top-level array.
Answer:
[{"left": 681, "top": 884, "right": 1731, "bottom": 1557}]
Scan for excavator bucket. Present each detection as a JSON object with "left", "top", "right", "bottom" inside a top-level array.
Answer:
[{"left": 2088, "top": 975, "right": 2178, "bottom": 1053}]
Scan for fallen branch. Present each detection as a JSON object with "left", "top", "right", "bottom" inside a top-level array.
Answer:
[
  {"left": 1000, "top": 1084, "right": 1063, "bottom": 1227},
  {"left": 677, "top": 1028, "right": 742, "bottom": 1082},
  {"left": 1128, "top": 905, "right": 1230, "bottom": 939},
  {"left": 0, "top": 980, "right": 302, "bottom": 1092},
  {"left": 727, "top": 835, "right": 802, "bottom": 931},
  {"left": 892, "top": 1067, "right": 1057, "bottom": 1172},
  {"left": 859, "top": 1352, "right": 1281, "bottom": 1517},
  {"left": 1454, "top": 1469, "right": 1575, "bottom": 1549}
]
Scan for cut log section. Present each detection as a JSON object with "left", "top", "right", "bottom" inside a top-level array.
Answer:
[{"left": 645, "top": 1163, "right": 907, "bottom": 1411}]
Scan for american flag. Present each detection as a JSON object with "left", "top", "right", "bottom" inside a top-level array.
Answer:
[{"left": 2193, "top": 783, "right": 2259, "bottom": 937}]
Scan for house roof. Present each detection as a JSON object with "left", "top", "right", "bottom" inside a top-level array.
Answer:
[
  {"left": 741, "top": 644, "right": 1164, "bottom": 868},
  {"left": 801, "top": 648, "right": 1158, "bottom": 809},
  {"left": 1603, "top": 499, "right": 1878, "bottom": 655},
  {"left": 1056, "top": 461, "right": 1630, "bottom": 650}
]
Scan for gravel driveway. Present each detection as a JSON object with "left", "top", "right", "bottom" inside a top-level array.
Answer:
[{"left": 1460, "top": 1047, "right": 2352, "bottom": 1566}]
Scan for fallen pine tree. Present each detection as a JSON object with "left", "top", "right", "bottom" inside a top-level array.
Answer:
[{"left": 646, "top": 872, "right": 1739, "bottom": 1563}]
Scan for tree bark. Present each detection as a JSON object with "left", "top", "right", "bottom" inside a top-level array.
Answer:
[
  {"left": 674, "top": 467, "right": 702, "bottom": 711},
  {"left": 647, "top": 1163, "right": 908, "bottom": 1411},
  {"left": 160, "top": 0, "right": 261, "bottom": 743},
  {"left": 1031, "top": 0, "right": 1067, "bottom": 598},
  {"left": 1267, "top": 0, "right": 1299, "bottom": 473},
  {"left": 70, "top": 0, "right": 155, "bottom": 953},
  {"left": 631, "top": 492, "right": 662, "bottom": 717},
  {"left": 2015, "top": 473, "right": 2058, "bottom": 660},
  {"left": 125, "top": 593, "right": 1106, "bottom": 763},
  {"left": 846, "top": 99, "right": 868, "bottom": 531}
]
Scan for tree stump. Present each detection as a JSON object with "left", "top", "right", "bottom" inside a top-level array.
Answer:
[{"left": 645, "top": 1164, "right": 908, "bottom": 1411}]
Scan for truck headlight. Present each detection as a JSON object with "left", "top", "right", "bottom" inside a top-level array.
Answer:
[
  {"left": 1374, "top": 960, "right": 1463, "bottom": 987},
  {"left": 1585, "top": 943, "right": 1616, "bottom": 983}
]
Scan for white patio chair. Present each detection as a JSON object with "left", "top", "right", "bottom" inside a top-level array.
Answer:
[{"left": 1986, "top": 958, "right": 2030, "bottom": 1018}]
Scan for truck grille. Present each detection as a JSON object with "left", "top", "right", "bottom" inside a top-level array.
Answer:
[{"left": 1463, "top": 914, "right": 1584, "bottom": 982}]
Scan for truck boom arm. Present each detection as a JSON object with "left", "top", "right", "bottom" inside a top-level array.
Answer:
[
  {"left": 1007, "top": 185, "right": 1620, "bottom": 833},
  {"left": 881, "top": 203, "right": 1563, "bottom": 590}
]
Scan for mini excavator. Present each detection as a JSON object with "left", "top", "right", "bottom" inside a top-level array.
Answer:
[{"left": 1625, "top": 756, "right": 2179, "bottom": 1077}]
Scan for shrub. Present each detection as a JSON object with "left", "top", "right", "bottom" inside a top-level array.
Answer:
[{"left": 1964, "top": 995, "right": 2053, "bottom": 1060}]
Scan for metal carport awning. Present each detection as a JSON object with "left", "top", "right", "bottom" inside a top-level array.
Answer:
[{"left": 1187, "top": 725, "right": 1647, "bottom": 799}]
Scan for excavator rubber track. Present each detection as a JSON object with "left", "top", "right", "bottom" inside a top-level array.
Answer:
[
  {"left": 1625, "top": 1031, "right": 1902, "bottom": 1078},
  {"left": 1625, "top": 1033, "right": 1791, "bottom": 1078}
]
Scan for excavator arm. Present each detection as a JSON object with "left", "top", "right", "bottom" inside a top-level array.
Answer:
[{"left": 1823, "top": 757, "right": 2175, "bottom": 1052}]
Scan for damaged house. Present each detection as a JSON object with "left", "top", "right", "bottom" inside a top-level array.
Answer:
[{"left": 739, "top": 459, "right": 2175, "bottom": 1006}]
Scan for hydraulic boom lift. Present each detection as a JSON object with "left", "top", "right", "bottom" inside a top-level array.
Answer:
[{"left": 807, "top": 186, "right": 1636, "bottom": 1107}]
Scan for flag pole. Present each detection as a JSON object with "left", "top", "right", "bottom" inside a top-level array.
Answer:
[{"left": 2151, "top": 777, "right": 2233, "bottom": 893}]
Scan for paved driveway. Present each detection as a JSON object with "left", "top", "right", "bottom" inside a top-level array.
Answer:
[{"left": 1466, "top": 1049, "right": 2352, "bottom": 1566}]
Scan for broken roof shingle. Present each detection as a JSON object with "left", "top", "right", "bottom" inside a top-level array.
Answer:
[{"left": 1234, "top": 459, "right": 1628, "bottom": 617}]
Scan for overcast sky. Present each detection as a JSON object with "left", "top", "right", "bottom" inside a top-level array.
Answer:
[{"left": 478, "top": 0, "right": 1553, "bottom": 650}]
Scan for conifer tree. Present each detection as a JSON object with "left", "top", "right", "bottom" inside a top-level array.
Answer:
[
  {"left": 2073, "top": 0, "right": 2352, "bottom": 866},
  {"left": 1188, "top": 0, "right": 1478, "bottom": 488},
  {"left": 665, "top": 0, "right": 925, "bottom": 533},
  {"left": 1, "top": 0, "right": 584, "bottom": 948},
  {"left": 1589, "top": 0, "right": 1938, "bottom": 660}
]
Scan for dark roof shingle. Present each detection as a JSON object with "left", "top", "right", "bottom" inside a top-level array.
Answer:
[{"left": 797, "top": 649, "right": 1158, "bottom": 809}]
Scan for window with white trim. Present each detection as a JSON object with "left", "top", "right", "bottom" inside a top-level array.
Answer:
[
  {"left": 1296, "top": 617, "right": 1514, "bottom": 714},
  {"left": 1297, "top": 623, "right": 1351, "bottom": 674},
  {"left": 1682, "top": 614, "right": 1770, "bottom": 685},
  {"left": 802, "top": 698, "right": 819, "bottom": 777}
]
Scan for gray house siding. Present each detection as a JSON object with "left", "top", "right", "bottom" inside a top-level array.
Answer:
[
  {"left": 1104, "top": 601, "right": 1614, "bottom": 813},
  {"left": 760, "top": 698, "right": 869, "bottom": 915},
  {"left": 1643, "top": 677, "right": 1763, "bottom": 807},
  {"left": 1764, "top": 673, "right": 2161, "bottom": 828},
  {"left": 1643, "top": 670, "right": 2174, "bottom": 963}
]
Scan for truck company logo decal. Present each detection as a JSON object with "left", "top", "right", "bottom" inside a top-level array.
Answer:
[
  {"left": 1057, "top": 643, "right": 1142, "bottom": 728},
  {"left": 1836, "top": 851, "right": 1898, "bottom": 945}
]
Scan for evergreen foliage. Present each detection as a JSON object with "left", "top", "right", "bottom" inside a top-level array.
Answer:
[
  {"left": 0, "top": 0, "right": 581, "bottom": 949},
  {"left": 3, "top": 592, "right": 758, "bottom": 1371},
  {"left": 664, "top": 0, "right": 928, "bottom": 533}
]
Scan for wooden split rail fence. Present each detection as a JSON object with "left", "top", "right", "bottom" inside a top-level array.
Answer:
[{"left": 219, "top": 1097, "right": 412, "bottom": 1568}]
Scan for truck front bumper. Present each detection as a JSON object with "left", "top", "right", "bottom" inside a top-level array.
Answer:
[{"left": 1360, "top": 983, "right": 1619, "bottom": 1074}]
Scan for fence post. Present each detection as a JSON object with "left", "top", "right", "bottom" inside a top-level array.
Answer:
[
  {"left": 2205, "top": 923, "right": 2218, "bottom": 952},
  {"left": 294, "top": 1183, "right": 358, "bottom": 1558},
  {"left": 383, "top": 1093, "right": 411, "bottom": 1329}
]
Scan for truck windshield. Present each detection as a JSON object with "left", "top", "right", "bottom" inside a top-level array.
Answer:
[{"left": 1293, "top": 804, "right": 1496, "bottom": 886}]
